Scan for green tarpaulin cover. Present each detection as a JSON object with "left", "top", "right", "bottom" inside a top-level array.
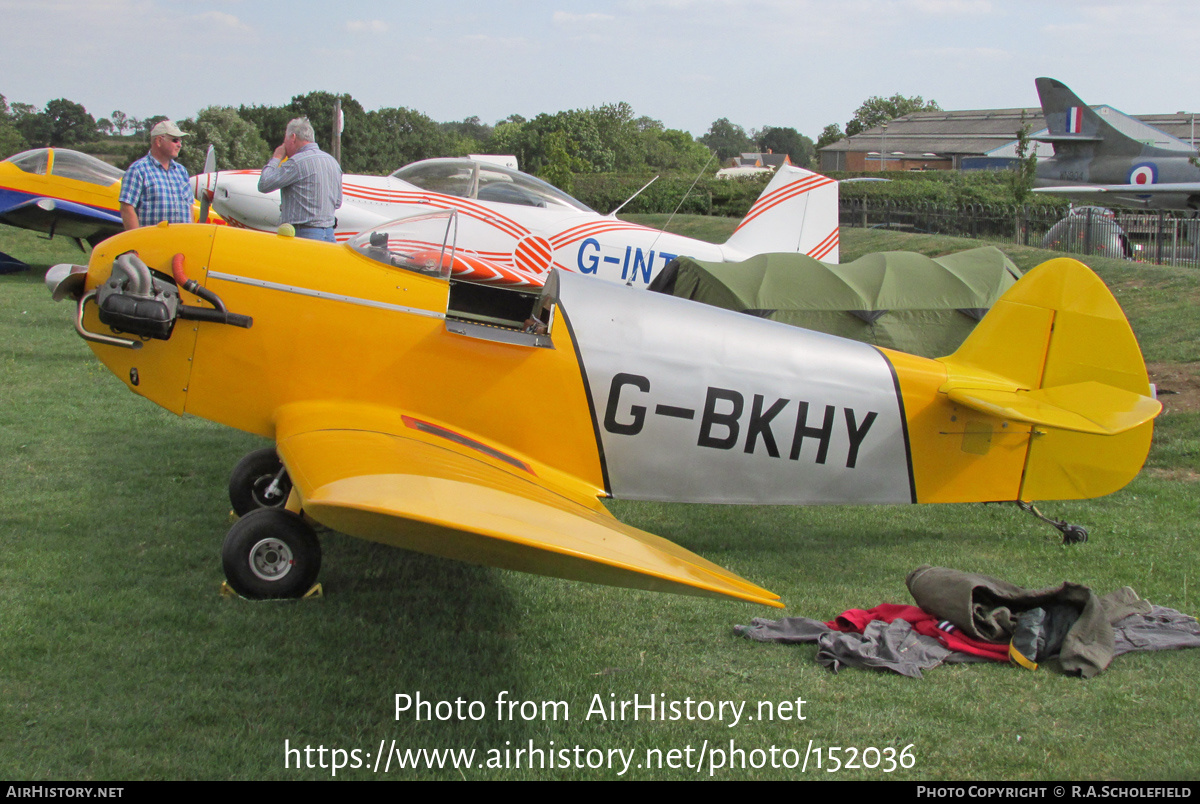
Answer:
[{"left": 651, "top": 246, "right": 1021, "bottom": 358}]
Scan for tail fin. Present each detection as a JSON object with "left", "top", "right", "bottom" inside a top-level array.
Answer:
[
  {"left": 1035, "top": 76, "right": 1167, "bottom": 159},
  {"left": 723, "top": 165, "right": 840, "bottom": 262},
  {"left": 939, "top": 257, "right": 1160, "bottom": 501}
]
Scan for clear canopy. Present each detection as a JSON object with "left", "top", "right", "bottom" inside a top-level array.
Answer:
[
  {"left": 390, "top": 158, "right": 593, "bottom": 212},
  {"left": 347, "top": 209, "right": 460, "bottom": 279},
  {"left": 3, "top": 148, "right": 124, "bottom": 186}
]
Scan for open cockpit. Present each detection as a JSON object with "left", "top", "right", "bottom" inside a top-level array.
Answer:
[{"left": 348, "top": 209, "right": 556, "bottom": 348}]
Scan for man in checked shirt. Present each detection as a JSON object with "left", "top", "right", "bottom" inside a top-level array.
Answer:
[
  {"left": 258, "top": 117, "right": 343, "bottom": 242},
  {"left": 119, "top": 119, "right": 194, "bottom": 229}
]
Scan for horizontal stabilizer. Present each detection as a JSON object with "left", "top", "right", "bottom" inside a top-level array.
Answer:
[
  {"left": 1033, "top": 134, "right": 1104, "bottom": 144},
  {"left": 945, "top": 381, "right": 1160, "bottom": 435},
  {"left": 275, "top": 405, "right": 782, "bottom": 607},
  {"left": 939, "top": 256, "right": 1159, "bottom": 500}
]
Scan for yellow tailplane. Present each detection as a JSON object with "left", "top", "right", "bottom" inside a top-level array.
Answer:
[{"left": 938, "top": 257, "right": 1160, "bottom": 500}]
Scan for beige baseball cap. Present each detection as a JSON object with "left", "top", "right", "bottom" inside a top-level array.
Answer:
[{"left": 150, "top": 120, "right": 187, "bottom": 138}]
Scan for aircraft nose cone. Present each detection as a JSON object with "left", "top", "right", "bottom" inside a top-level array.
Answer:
[{"left": 45, "top": 263, "right": 87, "bottom": 301}]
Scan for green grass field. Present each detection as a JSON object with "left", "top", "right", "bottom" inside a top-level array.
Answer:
[{"left": 1, "top": 224, "right": 1197, "bottom": 780}]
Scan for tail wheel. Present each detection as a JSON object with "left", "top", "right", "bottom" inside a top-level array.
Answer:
[
  {"left": 222, "top": 509, "right": 321, "bottom": 599},
  {"left": 229, "top": 447, "right": 292, "bottom": 516}
]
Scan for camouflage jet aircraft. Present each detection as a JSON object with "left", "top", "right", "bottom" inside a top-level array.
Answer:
[{"left": 1033, "top": 77, "right": 1200, "bottom": 210}]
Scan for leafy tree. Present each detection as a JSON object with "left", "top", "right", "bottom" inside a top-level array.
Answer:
[
  {"left": 1008, "top": 113, "right": 1039, "bottom": 204},
  {"left": 487, "top": 119, "right": 531, "bottom": 164},
  {"left": 96, "top": 118, "right": 113, "bottom": 137},
  {"left": 755, "top": 125, "right": 814, "bottom": 168},
  {"left": 440, "top": 115, "right": 494, "bottom": 155},
  {"left": 537, "top": 129, "right": 588, "bottom": 192},
  {"left": 110, "top": 110, "right": 129, "bottom": 135},
  {"left": 288, "top": 91, "right": 366, "bottom": 149},
  {"left": 11, "top": 101, "right": 48, "bottom": 147},
  {"left": 0, "top": 95, "right": 27, "bottom": 158},
  {"left": 178, "top": 106, "right": 271, "bottom": 175},
  {"left": 844, "top": 94, "right": 941, "bottom": 137},
  {"left": 815, "top": 123, "right": 844, "bottom": 151},
  {"left": 239, "top": 103, "right": 293, "bottom": 150},
  {"left": 498, "top": 110, "right": 613, "bottom": 175},
  {"left": 699, "top": 118, "right": 755, "bottom": 162},
  {"left": 355, "top": 106, "right": 451, "bottom": 173},
  {"left": 639, "top": 126, "right": 712, "bottom": 174},
  {"left": 42, "top": 98, "right": 97, "bottom": 146},
  {"left": 590, "top": 102, "right": 640, "bottom": 168},
  {"left": 139, "top": 115, "right": 167, "bottom": 137}
]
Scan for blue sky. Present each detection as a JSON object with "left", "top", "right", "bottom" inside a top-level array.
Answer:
[{"left": 2, "top": 0, "right": 1198, "bottom": 142}]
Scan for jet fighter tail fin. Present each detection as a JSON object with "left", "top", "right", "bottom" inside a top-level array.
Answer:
[
  {"left": 939, "top": 257, "right": 1159, "bottom": 501},
  {"left": 1034, "top": 77, "right": 1162, "bottom": 158},
  {"left": 723, "top": 165, "right": 840, "bottom": 262}
]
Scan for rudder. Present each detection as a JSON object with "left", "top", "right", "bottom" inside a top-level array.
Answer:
[
  {"left": 939, "top": 257, "right": 1159, "bottom": 501},
  {"left": 723, "top": 165, "right": 840, "bottom": 262}
]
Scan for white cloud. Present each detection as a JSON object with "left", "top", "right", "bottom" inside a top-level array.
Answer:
[
  {"left": 903, "top": 0, "right": 991, "bottom": 14},
  {"left": 193, "top": 10, "right": 252, "bottom": 32},
  {"left": 552, "top": 11, "right": 616, "bottom": 24},
  {"left": 345, "top": 19, "right": 389, "bottom": 34}
]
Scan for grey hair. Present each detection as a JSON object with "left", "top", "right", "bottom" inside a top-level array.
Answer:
[{"left": 286, "top": 117, "right": 316, "bottom": 143}]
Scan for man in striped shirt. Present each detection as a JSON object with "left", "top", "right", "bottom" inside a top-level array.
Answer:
[
  {"left": 119, "top": 119, "right": 193, "bottom": 229},
  {"left": 257, "top": 117, "right": 343, "bottom": 242}
]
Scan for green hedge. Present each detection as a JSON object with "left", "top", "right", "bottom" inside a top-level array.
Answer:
[
  {"left": 570, "top": 170, "right": 1069, "bottom": 217},
  {"left": 832, "top": 170, "right": 1067, "bottom": 208},
  {"left": 570, "top": 173, "right": 771, "bottom": 217}
]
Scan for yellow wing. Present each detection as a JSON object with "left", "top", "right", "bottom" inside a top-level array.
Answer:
[{"left": 273, "top": 402, "right": 783, "bottom": 608}]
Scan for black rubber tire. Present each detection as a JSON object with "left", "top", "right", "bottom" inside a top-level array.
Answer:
[
  {"left": 229, "top": 447, "right": 292, "bottom": 516},
  {"left": 221, "top": 508, "right": 321, "bottom": 599}
]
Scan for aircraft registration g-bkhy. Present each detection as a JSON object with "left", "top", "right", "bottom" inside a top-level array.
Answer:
[
  {"left": 194, "top": 157, "right": 840, "bottom": 286},
  {"left": 46, "top": 212, "right": 1160, "bottom": 606}
]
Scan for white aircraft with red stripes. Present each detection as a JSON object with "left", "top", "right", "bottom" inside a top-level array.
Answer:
[{"left": 193, "top": 157, "right": 838, "bottom": 286}]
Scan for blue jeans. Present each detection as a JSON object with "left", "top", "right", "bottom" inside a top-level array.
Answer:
[{"left": 294, "top": 226, "right": 336, "bottom": 243}]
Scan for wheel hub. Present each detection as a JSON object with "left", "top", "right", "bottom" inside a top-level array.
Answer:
[
  {"left": 249, "top": 537, "right": 294, "bottom": 581},
  {"left": 251, "top": 473, "right": 286, "bottom": 506}
]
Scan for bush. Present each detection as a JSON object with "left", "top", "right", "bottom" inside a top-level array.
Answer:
[
  {"left": 831, "top": 170, "right": 1067, "bottom": 208},
  {"left": 571, "top": 173, "right": 770, "bottom": 216}
]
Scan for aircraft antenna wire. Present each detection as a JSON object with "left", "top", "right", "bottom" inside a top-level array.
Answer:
[{"left": 647, "top": 151, "right": 715, "bottom": 259}]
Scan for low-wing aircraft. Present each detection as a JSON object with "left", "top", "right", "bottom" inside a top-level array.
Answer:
[
  {"left": 194, "top": 157, "right": 839, "bottom": 286},
  {"left": 45, "top": 213, "right": 1160, "bottom": 606},
  {"left": 0, "top": 148, "right": 127, "bottom": 249},
  {"left": 1033, "top": 77, "right": 1200, "bottom": 210},
  {"left": 0, "top": 147, "right": 222, "bottom": 255}
]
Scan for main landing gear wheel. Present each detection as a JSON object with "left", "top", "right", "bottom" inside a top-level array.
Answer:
[
  {"left": 222, "top": 508, "right": 321, "bottom": 599},
  {"left": 229, "top": 447, "right": 293, "bottom": 516}
]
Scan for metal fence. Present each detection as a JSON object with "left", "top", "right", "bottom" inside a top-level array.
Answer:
[{"left": 839, "top": 199, "right": 1200, "bottom": 268}]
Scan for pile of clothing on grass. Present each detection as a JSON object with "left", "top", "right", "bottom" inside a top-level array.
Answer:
[{"left": 736, "top": 565, "right": 1200, "bottom": 678}]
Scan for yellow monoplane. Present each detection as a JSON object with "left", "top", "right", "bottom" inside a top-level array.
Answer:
[
  {"left": 0, "top": 147, "right": 219, "bottom": 251},
  {"left": 46, "top": 211, "right": 1160, "bottom": 607}
]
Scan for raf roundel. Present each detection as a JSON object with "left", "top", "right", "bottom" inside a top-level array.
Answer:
[{"left": 1128, "top": 163, "right": 1158, "bottom": 186}]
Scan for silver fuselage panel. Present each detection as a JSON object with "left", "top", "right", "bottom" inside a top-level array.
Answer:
[{"left": 555, "top": 271, "right": 914, "bottom": 505}]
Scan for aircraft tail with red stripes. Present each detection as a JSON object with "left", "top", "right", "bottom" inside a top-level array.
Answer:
[{"left": 722, "top": 165, "right": 840, "bottom": 263}]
